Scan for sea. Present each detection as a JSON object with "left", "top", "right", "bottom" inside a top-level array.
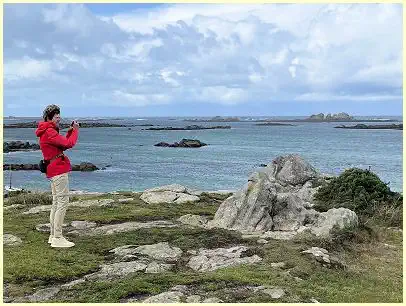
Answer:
[{"left": 3, "top": 116, "right": 403, "bottom": 193}]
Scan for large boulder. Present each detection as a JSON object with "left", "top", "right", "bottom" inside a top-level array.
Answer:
[
  {"left": 141, "top": 184, "right": 200, "bottom": 205},
  {"left": 141, "top": 191, "right": 178, "bottom": 204},
  {"left": 268, "top": 155, "right": 320, "bottom": 186},
  {"left": 207, "top": 154, "right": 358, "bottom": 239},
  {"left": 310, "top": 208, "right": 358, "bottom": 238}
]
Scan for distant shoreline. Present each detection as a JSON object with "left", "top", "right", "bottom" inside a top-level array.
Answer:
[{"left": 184, "top": 119, "right": 400, "bottom": 123}]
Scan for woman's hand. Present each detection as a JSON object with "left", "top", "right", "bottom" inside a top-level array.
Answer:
[{"left": 72, "top": 121, "right": 80, "bottom": 130}]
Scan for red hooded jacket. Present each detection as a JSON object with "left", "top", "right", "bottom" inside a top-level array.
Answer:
[{"left": 35, "top": 121, "right": 79, "bottom": 178}]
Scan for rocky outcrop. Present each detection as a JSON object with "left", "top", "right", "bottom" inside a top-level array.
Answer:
[
  {"left": 3, "top": 234, "right": 22, "bottom": 246},
  {"left": 302, "top": 247, "right": 346, "bottom": 269},
  {"left": 110, "top": 242, "right": 183, "bottom": 262},
  {"left": 78, "top": 242, "right": 182, "bottom": 282},
  {"left": 308, "top": 112, "right": 354, "bottom": 121},
  {"left": 144, "top": 125, "right": 231, "bottom": 131},
  {"left": 3, "top": 164, "right": 41, "bottom": 171},
  {"left": 85, "top": 221, "right": 178, "bottom": 236},
  {"left": 207, "top": 154, "right": 358, "bottom": 239},
  {"left": 23, "top": 287, "right": 61, "bottom": 302},
  {"left": 4, "top": 141, "right": 40, "bottom": 153},
  {"left": 177, "top": 214, "right": 208, "bottom": 227},
  {"left": 142, "top": 291, "right": 184, "bottom": 303},
  {"left": 310, "top": 208, "right": 358, "bottom": 238},
  {"left": 4, "top": 162, "right": 99, "bottom": 171},
  {"left": 309, "top": 113, "right": 326, "bottom": 120},
  {"left": 335, "top": 124, "right": 402, "bottom": 130},
  {"left": 87, "top": 261, "right": 149, "bottom": 280},
  {"left": 35, "top": 221, "right": 97, "bottom": 233},
  {"left": 154, "top": 139, "right": 207, "bottom": 148},
  {"left": 140, "top": 184, "right": 200, "bottom": 204},
  {"left": 71, "top": 162, "right": 99, "bottom": 171},
  {"left": 187, "top": 246, "right": 262, "bottom": 272},
  {"left": 3, "top": 204, "right": 24, "bottom": 211},
  {"left": 32, "top": 220, "right": 178, "bottom": 237},
  {"left": 259, "top": 287, "right": 286, "bottom": 299}
]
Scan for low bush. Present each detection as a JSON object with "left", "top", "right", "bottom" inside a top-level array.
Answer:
[{"left": 314, "top": 168, "right": 402, "bottom": 226}]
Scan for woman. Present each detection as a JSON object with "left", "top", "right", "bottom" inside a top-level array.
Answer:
[{"left": 35, "top": 104, "right": 79, "bottom": 248}]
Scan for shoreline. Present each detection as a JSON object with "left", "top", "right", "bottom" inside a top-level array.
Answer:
[{"left": 4, "top": 186, "right": 238, "bottom": 196}]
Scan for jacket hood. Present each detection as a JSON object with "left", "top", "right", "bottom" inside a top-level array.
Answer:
[{"left": 35, "top": 121, "right": 57, "bottom": 137}]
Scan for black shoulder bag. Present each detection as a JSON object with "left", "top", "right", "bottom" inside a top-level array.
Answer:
[{"left": 39, "top": 153, "right": 64, "bottom": 173}]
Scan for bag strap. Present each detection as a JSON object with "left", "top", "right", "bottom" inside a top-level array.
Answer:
[{"left": 47, "top": 153, "right": 64, "bottom": 163}]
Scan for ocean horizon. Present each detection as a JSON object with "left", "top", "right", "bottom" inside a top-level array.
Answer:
[{"left": 3, "top": 115, "right": 403, "bottom": 193}]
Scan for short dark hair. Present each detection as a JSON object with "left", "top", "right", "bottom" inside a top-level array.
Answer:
[{"left": 43, "top": 104, "right": 60, "bottom": 121}]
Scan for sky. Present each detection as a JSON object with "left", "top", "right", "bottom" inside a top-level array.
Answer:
[{"left": 3, "top": 3, "right": 403, "bottom": 117}]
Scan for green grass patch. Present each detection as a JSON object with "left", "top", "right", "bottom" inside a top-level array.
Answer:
[{"left": 3, "top": 192, "right": 403, "bottom": 303}]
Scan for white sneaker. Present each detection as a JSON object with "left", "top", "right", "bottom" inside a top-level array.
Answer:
[
  {"left": 48, "top": 235, "right": 54, "bottom": 244},
  {"left": 51, "top": 237, "right": 75, "bottom": 248}
]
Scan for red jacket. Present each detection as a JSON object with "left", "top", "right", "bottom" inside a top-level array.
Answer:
[{"left": 35, "top": 121, "right": 79, "bottom": 178}]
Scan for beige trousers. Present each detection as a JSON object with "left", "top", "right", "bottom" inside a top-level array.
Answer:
[{"left": 50, "top": 173, "right": 69, "bottom": 238}]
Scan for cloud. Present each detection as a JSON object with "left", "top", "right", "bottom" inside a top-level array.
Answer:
[
  {"left": 4, "top": 57, "right": 52, "bottom": 81},
  {"left": 112, "top": 90, "right": 171, "bottom": 106},
  {"left": 295, "top": 92, "right": 402, "bottom": 102},
  {"left": 3, "top": 3, "right": 402, "bottom": 115},
  {"left": 197, "top": 86, "right": 248, "bottom": 105}
]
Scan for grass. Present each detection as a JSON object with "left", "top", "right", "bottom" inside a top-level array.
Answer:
[{"left": 3, "top": 191, "right": 403, "bottom": 303}]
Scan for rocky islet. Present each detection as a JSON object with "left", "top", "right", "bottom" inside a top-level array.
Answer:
[
  {"left": 154, "top": 139, "right": 207, "bottom": 148},
  {"left": 4, "top": 162, "right": 100, "bottom": 171}
]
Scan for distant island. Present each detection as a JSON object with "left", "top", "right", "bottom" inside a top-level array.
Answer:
[
  {"left": 307, "top": 112, "right": 353, "bottom": 121},
  {"left": 335, "top": 124, "right": 403, "bottom": 130},
  {"left": 183, "top": 113, "right": 399, "bottom": 123},
  {"left": 4, "top": 121, "right": 128, "bottom": 129},
  {"left": 143, "top": 125, "right": 231, "bottom": 131}
]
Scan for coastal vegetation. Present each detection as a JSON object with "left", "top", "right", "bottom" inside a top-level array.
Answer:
[{"left": 314, "top": 168, "right": 403, "bottom": 227}]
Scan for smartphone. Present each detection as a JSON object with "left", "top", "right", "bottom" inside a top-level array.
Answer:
[{"left": 71, "top": 120, "right": 81, "bottom": 127}]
